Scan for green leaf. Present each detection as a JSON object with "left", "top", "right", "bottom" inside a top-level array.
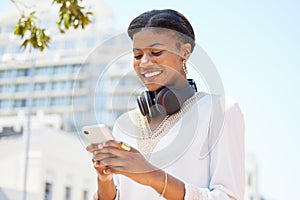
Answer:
[{"left": 14, "top": 0, "right": 93, "bottom": 52}]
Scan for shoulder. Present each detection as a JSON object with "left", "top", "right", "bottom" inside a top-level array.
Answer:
[
  {"left": 201, "top": 93, "right": 243, "bottom": 114},
  {"left": 201, "top": 93, "right": 244, "bottom": 132},
  {"left": 214, "top": 95, "right": 245, "bottom": 133},
  {"left": 220, "top": 95, "right": 244, "bottom": 121},
  {"left": 192, "top": 92, "right": 242, "bottom": 115}
]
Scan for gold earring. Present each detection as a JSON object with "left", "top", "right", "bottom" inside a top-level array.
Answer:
[{"left": 182, "top": 60, "right": 188, "bottom": 74}]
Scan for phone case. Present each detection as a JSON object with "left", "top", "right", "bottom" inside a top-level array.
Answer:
[{"left": 82, "top": 124, "right": 114, "bottom": 144}]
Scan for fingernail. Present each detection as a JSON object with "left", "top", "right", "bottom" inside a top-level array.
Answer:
[{"left": 98, "top": 144, "right": 103, "bottom": 149}]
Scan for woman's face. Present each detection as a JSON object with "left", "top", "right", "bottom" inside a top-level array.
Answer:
[{"left": 132, "top": 29, "right": 189, "bottom": 91}]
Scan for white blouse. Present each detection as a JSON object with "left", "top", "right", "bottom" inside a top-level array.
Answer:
[{"left": 110, "top": 92, "right": 245, "bottom": 200}]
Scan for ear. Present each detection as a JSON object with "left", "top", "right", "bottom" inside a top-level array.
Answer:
[{"left": 181, "top": 43, "right": 192, "bottom": 60}]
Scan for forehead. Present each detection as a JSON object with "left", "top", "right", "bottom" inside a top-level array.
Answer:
[{"left": 132, "top": 29, "right": 180, "bottom": 50}]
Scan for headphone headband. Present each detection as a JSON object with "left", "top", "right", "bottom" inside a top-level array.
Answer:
[{"left": 137, "top": 79, "right": 197, "bottom": 118}]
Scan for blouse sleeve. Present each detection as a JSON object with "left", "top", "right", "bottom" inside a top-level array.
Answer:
[{"left": 185, "top": 96, "right": 245, "bottom": 200}]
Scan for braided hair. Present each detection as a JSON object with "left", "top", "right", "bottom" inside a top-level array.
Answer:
[{"left": 127, "top": 9, "right": 195, "bottom": 52}]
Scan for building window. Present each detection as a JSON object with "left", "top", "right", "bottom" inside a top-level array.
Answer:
[
  {"left": 72, "top": 64, "right": 82, "bottom": 74},
  {"left": 73, "top": 80, "right": 85, "bottom": 89},
  {"left": 52, "top": 97, "right": 71, "bottom": 106},
  {"left": 34, "top": 98, "right": 49, "bottom": 107},
  {"left": 0, "top": 100, "right": 13, "bottom": 109},
  {"left": 34, "top": 82, "right": 53, "bottom": 91},
  {"left": 65, "top": 186, "right": 72, "bottom": 200},
  {"left": 0, "top": 84, "right": 15, "bottom": 93},
  {"left": 35, "top": 83, "right": 46, "bottom": 91},
  {"left": 15, "top": 99, "right": 27, "bottom": 107},
  {"left": 248, "top": 173, "right": 252, "bottom": 186},
  {"left": 53, "top": 81, "right": 64, "bottom": 90},
  {"left": 54, "top": 65, "right": 71, "bottom": 75},
  {"left": 0, "top": 126, "right": 23, "bottom": 137},
  {"left": 16, "top": 84, "right": 28, "bottom": 92},
  {"left": 44, "top": 182, "right": 53, "bottom": 200},
  {"left": 83, "top": 190, "right": 88, "bottom": 200},
  {"left": 0, "top": 69, "right": 16, "bottom": 78},
  {"left": 45, "top": 82, "right": 52, "bottom": 90},
  {"left": 16, "top": 69, "right": 29, "bottom": 77},
  {"left": 36, "top": 67, "right": 53, "bottom": 76}
]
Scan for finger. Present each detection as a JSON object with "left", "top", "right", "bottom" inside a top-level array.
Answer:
[
  {"left": 94, "top": 160, "right": 107, "bottom": 168},
  {"left": 106, "top": 166, "right": 138, "bottom": 176},
  {"left": 104, "top": 141, "right": 136, "bottom": 153},
  {"left": 103, "top": 140, "right": 121, "bottom": 148},
  {"left": 100, "top": 156, "right": 125, "bottom": 167},
  {"left": 87, "top": 140, "right": 120, "bottom": 153},
  {"left": 86, "top": 143, "right": 104, "bottom": 153},
  {"left": 93, "top": 159, "right": 122, "bottom": 173},
  {"left": 94, "top": 163, "right": 112, "bottom": 177},
  {"left": 99, "top": 146, "right": 133, "bottom": 158},
  {"left": 103, "top": 140, "right": 132, "bottom": 150},
  {"left": 93, "top": 153, "right": 115, "bottom": 162}
]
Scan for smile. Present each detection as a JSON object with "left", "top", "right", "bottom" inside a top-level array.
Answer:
[{"left": 143, "top": 71, "right": 162, "bottom": 78}]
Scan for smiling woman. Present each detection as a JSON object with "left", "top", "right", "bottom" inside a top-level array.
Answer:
[
  {"left": 132, "top": 30, "right": 190, "bottom": 91},
  {"left": 87, "top": 9, "right": 245, "bottom": 200}
]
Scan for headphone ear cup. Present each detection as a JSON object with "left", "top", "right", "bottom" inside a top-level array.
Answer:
[
  {"left": 137, "top": 95, "right": 147, "bottom": 116},
  {"left": 137, "top": 91, "right": 155, "bottom": 117},
  {"left": 156, "top": 87, "right": 181, "bottom": 115}
]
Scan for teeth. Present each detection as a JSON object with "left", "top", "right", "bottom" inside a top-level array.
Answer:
[{"left": 144, "top": 71, "right": 161, "bottom": 78}]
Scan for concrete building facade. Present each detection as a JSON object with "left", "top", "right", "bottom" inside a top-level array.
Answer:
[
  {"left": 0, "top": 0, "right": 143, "bottom": 132},
  {"left": 0, "top": 113, "right": 97, "bottom": 200}
]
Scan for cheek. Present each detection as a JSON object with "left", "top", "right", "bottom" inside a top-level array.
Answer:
[
  {"left": 163, "top": 56, "right": 182, "bottom": 71},
  {"left": 133, "top": 61, "right": 141, "bottom": 75},
  {"left": 133, "top": 60, "right": 139, "bottom": 70}
]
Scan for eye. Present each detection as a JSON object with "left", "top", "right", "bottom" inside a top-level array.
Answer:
[
  {"left": 134, "top": 54, "right": 143, "bottom": 60},
  {"left": 152, "top": 50, "right": 164, "bottom": 56}
]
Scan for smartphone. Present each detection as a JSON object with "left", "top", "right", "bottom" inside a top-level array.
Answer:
[{"left": 82, "top": 124, "right": 114, "bottom": 144}]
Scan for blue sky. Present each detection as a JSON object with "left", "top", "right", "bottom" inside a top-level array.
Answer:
[{"left": 1, "top": 0, "right": 300, "bottom": 199}]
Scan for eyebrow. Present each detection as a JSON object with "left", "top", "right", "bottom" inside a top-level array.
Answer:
[{"left": 133, "top": 43, "right": 164, "bottom": 50}]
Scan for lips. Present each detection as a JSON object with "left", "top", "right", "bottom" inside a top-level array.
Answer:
[
  {"left": 143, "top": 71, "right": 162, "bottom": 78},
  {"left": 138, "top": 68, "right": 165, "bottom": 90},
  {"left": 140, "top": 68, "right": 162, "bottom": 80}
]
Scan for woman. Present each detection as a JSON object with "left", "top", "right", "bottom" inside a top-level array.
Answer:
[{"left": 87, "top": 9, "right": 245, "bottom": 200}]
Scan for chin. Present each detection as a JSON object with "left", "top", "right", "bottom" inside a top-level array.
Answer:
[{"left": 145, "top": 83, "right": 164, "bottom": 91}]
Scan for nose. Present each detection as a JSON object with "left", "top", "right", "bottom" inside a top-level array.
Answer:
[{"left": 139, "top": 54, "right": 153, "bottom": 68}]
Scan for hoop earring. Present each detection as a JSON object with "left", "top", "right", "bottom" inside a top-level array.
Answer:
[{"left": 182, "top": 60, "right": 188, "bottom": 75}]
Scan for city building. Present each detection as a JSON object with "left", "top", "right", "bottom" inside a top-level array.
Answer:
[
  {"left": 245, "top": 153, "right": 264, "bottom": 200},
  {"left": 0, "top": 112, "right": 97, "bottom": 200},
  {"left": 0, "top": 0, "right": 143, "bottom": 132}
]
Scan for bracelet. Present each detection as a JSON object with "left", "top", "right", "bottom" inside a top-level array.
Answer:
[{"left": 160, "top": 171, "right": 168, "bottom": 197}]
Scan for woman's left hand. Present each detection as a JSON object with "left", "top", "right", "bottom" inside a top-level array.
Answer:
[{"left": 92, "top": 140, "right": 158, "bottom": 185}]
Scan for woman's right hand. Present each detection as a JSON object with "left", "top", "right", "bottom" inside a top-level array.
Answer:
[{"left": 86, "top": 143, "right": 113, "bottom": 182}]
